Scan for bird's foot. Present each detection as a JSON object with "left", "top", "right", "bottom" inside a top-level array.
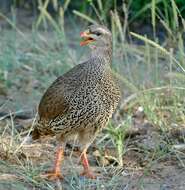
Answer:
[
  {"left": 80, "top": 170, "right": 97, "bottom": 179},
  {"left": 40, "top": 171, "right": 64, "bottom": 180}
]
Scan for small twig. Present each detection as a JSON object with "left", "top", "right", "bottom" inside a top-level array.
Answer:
[
  {"left": 120, "top": 93, "right": 137, "bottom": 108},
  {"left": 0, "top": 110, "right": 33, "bottom": 121},
  {"left": 172, "top": 144, "right": 185, "bottom": 150},
  {"left": 0, "top": 174, "right": 20, "bottom": 181}
]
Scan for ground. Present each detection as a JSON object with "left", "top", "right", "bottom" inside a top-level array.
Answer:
[{"left": 0, "top": 11, "right": 185, "bottom": 190}]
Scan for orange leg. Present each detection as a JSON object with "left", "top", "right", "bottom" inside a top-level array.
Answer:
[
  {"left": 80, "top": 150, "right": 97, "bottom": 179},
  {"left": 41, "top": 146, "right": 64, "bottom": 180}
]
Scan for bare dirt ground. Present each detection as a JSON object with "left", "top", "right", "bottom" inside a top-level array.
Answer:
[{"left": 0, "top": 110, "right": 185, "bottom": 190}]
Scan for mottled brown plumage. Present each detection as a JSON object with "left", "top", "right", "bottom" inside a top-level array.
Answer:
[{"left": 32, "top": 25, "right": 121, "bottom": 180}]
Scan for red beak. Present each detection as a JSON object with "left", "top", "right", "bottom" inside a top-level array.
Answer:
[{"left": 80, "top": 31, "right": 95, "bottom": 46}]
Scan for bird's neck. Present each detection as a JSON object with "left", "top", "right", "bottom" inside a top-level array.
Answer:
[{"left": 90, "top": 46, "right": 112, "bottom": 65}]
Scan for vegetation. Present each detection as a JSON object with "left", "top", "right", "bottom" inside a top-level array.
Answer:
[{"left": 0, "top": 0, "right": 185, "bottom": 189}]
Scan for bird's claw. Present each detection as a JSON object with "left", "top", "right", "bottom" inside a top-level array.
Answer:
[
  {"left": 80, "top": 170, "right": 97, "bottom": 179},
  {"left": 40, "top": 171, "right": 64, "bottom": 180}
]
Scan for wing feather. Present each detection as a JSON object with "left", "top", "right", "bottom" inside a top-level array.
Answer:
[{"left": 38, "top": 63, "right": 87, "bottom": 120}]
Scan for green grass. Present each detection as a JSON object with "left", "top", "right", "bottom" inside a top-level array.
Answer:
[{"left": 0, "top": 1, "right": 185, "bottom": 189}]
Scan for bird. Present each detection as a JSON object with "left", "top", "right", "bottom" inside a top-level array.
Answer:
[{"left": 31, "top": 24, "right": 121, "bottom": 180}]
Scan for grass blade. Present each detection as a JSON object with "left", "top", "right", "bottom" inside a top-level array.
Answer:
[
  {"left": 130, "top": 32, "right": 185, "bottom": 73},
  {"left": 73, "top": 10, "right": 97, "bottom": 24}
]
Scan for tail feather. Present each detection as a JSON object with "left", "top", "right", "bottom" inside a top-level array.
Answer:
[
  {"left": 31, "top": 120, "right": 44, "bottom": 140},
  {"left": 31, "top": 121, "right": 55, "bottom": 140}
]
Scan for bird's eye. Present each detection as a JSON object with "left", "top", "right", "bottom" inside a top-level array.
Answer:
[{"left": 94, "top": 31, "right": 101, "bottom": 36}]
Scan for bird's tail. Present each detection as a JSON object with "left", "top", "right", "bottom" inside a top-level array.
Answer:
[
  {"left": 31, "top": 126, "right": 41, "bottom": 140},
  {"left": 31, "top": 120, "right": 55, "bottom": 140},
  {"left": 23, "top": 119, "right": 54, "bottom": 144}
]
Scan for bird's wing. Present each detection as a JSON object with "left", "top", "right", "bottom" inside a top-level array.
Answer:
[{"left": 38, "top": 62, "right": 88, "bottom": 120}]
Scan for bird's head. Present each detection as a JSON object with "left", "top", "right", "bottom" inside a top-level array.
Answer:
[{"left": 80, "top": 25, "right": 112, "bottom": 49}]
